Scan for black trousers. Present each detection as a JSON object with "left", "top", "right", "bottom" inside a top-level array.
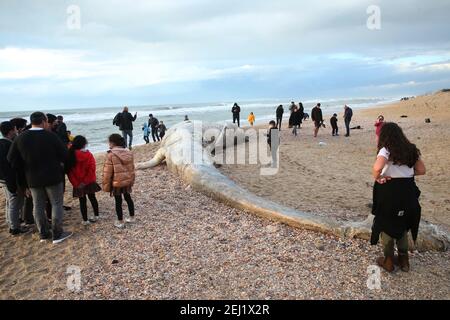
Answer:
[
  {"left": 151, "top": 128, "right": 160, "bottom": 142},
  {"left": 332, "top": 125, "right": 338, "bottom": 135},
  {"left": 79, "top": 194, "right": 99, "bottom": 221},
  {"left": 114, "top": 193, "right": 134, "bottom": 221},
  {"left": 276, "top": 117, "right": 282, "bottom": 130},
  {"left": 160, "top": 132, "right": 165, "bottom": 139},
  {"left": 345, "top": 119, "right": 351, "bottom": 136},
  {"left": 143, "top": 135, "right": 150, "bottom": 144},
  {"left": 23, "top": 196, "right": 34, "bottom": 224},
  {"left": 233, "top": 114, "right": 240, "bottom": 127}
]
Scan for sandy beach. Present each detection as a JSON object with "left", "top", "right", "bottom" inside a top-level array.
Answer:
[{"left": 1, "top": 91, "right": 449, "bottom": 299}]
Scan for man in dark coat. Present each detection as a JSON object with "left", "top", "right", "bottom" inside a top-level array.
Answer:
[
  {"left": 311, "top": 103, "right": 323, "bottom": 137},
  {"left": 113, "top": 106, "right": 137, "bottom": 149},
  {"left": 56, "top": 115, "right": 69, "bottom": 146},
  {"left": 231, "top": 103, "right": 241, "bottom": 127},
  {"left": 8, "top": 112, "right": 72, "bottom": 244},
  {"left": 276, "top": 105, "right": 284, "bottom": 130},
  {"left": 0, "top": 121, "right": 28, "bottom": 235},
  {"left": 148, "top": 114, "right": 160, "bottom": 142},
  {"left": 344, "top": 105, "right": 353, "bottom": 137}
]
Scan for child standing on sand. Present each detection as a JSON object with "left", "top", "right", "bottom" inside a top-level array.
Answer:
[
  {"left": 330, "top": 113, "right": 339, "bottom": 136},
  {"left": 66, "top": 136, "right": 101, "bottom": 225},
  {"left": 248, "top": 112, "right": 255, "bottom": 126},
  {"left": 371, "top": 122, "right": 426, "bottom": 273},
  {"left": 374, "top": 115, "right": 385, "bottom": 142},
  {"left": 102, "top": 134, "right": 136, "bottom": 229},
  {"left": 142, "top": 122, "right": 150, "bottom": 144}
]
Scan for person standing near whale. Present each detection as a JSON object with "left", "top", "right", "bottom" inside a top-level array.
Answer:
[{"left": 113, "top": 107, "right": 137, "bottom": 150}]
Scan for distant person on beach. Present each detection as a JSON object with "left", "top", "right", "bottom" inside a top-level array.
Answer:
[
  {"left": 289, "top": 107, "right": 302, "bottom": 136},
  {"left": 102, "top": 134, "right": 135, "bottom": 229},
  {"left": 113, "top": 107, "right": 137, "bottom": 149},
  {"left": 66, "top": 136, "right": 101, "bottom": 226},
  {"left": 371, "top": 122, "right": 426, "bottom": 273},
  {"left": 7, "top": 112, "right": 72, "bottom": 244},
  {"left": 184, "top": 115, "right": 189, "bottom": 121},
  {"left": 266, "top": 120, "right": 278, "bottom": 150},
  {"left": 330, "top": 113, "right": 339, "bottom": 136},
  {"left": 298, "top": 102, "right": 305, "bottom": 128},
  {"left": 374, "top": 115, "right": 385, "bottom": 142},
  {"left": 276, "top": 105, "right": 284, "bottom": 130},
  {"left": 0, "top": 121, "right": 28, "bottom": 235},
  {"left": 248, "top": 112, "right": 255, "bottom": 126},
  {"left": 159, "top": 121, "right": 167, "bottom": 139},
  {"left": 148, "top": 114, "right": 160, "bottom": 142},
  {"left": 289, "top": 101, "right": 297, "bottom": 114},
  {"left": 142, "top": 122, "right": 150, "bottom": 144},
  {"left": 344, "top": 105, "right": 353, "bottom": 137},
  {"left": 56, "top": 115, "right": 69, "bottom": 146},
  {"left": 311, "top": 103, "right": 324, "bottom": 138},
  {"left": 231, "top": 103, "right": 241, "bottom": 127}
]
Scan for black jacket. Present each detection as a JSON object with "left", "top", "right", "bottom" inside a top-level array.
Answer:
[
  {"left": 276, "top": 106, "right": 284, "bottom": 118},
  {"left": 344, "top": 107, "right": 353, "bottom": 120},
  {"left": 56, "top": 122, "right": 69, "bottom": 145},
  {"left": 289, "top": 111, "right": 302, "bottom": 126},
  {"left": 0, "top": 138, "right": 17, "bottom": 193},
  {"left": 371, "top": 178, "right": 421, "bottom": 245},
  {"left": 330, "top": 117, "right": 338, "bottom": 128},
  {"left": 148, "top": 117, "right": 159, "bottom": 129},
  {"left": 7, "top": 129, "right": 68, "bottom": 188},
  {"left": 311, "top": 107, "right": 323, "bottom": 123},
  {"left": 114, "top": 112, "right": 137, "bottom": 131},
  {"left": 231, "top": 106, "right": 241, "bottom": 114}
]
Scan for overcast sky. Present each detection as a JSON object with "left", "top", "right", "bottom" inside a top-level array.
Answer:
[{"left": 1, "top": 0, "right": 449, "bottom": 110}]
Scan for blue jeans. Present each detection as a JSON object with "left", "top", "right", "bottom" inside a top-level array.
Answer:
[
  {"left": 1, "top": 183, "right": 24, "bottom": 230},
  {"left": 122, "top": 130, "right": 133, "bottom": 148},
  {"left": 30, "top": 182, "right": 64, "bottom": 239}
]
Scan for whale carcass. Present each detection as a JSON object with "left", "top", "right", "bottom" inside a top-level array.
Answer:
[{"left": 136, "top": 120, "right": 449, "bottom": 252}]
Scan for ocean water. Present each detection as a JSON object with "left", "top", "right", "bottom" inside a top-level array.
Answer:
[{"left": 0, "top": 97, "right": 394, "bottom": 153}]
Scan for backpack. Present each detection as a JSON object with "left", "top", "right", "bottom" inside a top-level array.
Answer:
[{"left": 113, "top": 113, "right": 122, "bottom": 127}]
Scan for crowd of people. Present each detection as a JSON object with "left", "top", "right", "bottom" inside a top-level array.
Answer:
[
  {"left": 0, "top": 103, "right": 426, "bottom": 273},
  {"left": 0, "top": 110, "right": 137, "bottom": 244},
  {"left": 231, "top": 101, "right": 356, "bottom": 138}
]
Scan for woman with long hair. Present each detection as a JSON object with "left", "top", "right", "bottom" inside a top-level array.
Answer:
[
  {"left": 371, "top": 122, "right": 426, "bottom": 273},
  {"left": 66, "top": 136, "right": 101, "bottom": 225}
]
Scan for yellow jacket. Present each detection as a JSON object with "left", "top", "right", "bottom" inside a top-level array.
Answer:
[{"left": 248, "top": 114, "right": 255, "bottom": 123}]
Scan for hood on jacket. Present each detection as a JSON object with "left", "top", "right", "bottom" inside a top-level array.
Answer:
[
  {"left": 110, "top": 147, "right": 133, "bottom": 164},
  {"left": 75, "top": 149, "right": 91, "bottom": 163}
]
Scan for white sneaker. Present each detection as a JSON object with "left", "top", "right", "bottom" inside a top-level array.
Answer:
[
  {"left": 114, "top": 221, "right": 125, "bottom": 229},
  {"left": 81, "top": 220, "right": 91, "bottom": 226},
  {"left": 125, "top": 216, "right": 135, "bottom": 223},
  {"left": 89, "top": 216, "right": 99, "bottom": 222}
]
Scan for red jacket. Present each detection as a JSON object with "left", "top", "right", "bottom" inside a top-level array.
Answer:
[{"left": 68, "top": 150, "right": 97, "bottom": 188}]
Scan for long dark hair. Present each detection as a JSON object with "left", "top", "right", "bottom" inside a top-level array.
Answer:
[
  {"left": 377, "top": 122, "right": 420, "bottom": 168},
  {"left": 66, "top": 135, "right": 88, "bottom": 173}
]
